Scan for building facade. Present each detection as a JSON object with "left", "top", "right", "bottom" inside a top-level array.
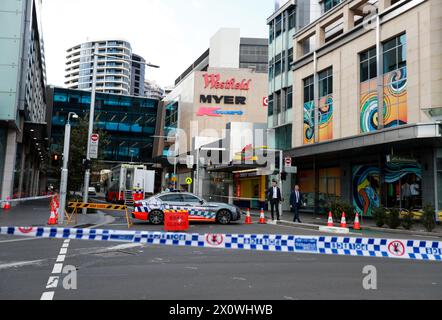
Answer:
[
  {"left": 0, "top": 0, "right": 48, "bottom": 201},
  {"left": 267, "top": 0, "right": 322, "bottom": 210},
  {"left": 47, "top": 87, "right": 159, "bottom": 166},
  {"left": 130, "top": 53, "right": 146, "bottom": 97},
  {"left": 286, "top": 0, "right": 442, "bottom": 218},
  {"left": 65, "top": 39, "right": 147, "bottom": 96},
  {"left": 153, "top": 29, "right": 269, "bottom": 204},
  {"left": 144, "top": 80, "right": 165, "bottom": 100}
]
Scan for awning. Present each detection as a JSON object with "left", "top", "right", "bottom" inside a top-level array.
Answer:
[{"left": 285, "top": 123, "right": 442, "bottom": 159}]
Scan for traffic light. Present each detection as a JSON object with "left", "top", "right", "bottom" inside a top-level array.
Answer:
[{"left": 52, "top": 154, "right": 60, "bottom": 167}]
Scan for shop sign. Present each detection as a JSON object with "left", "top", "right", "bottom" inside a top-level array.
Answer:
[
  {"left": 203, "top": 74, "right": 252, "bottom": 91},
  {"left": 197, "top": 107, "right": 244, "bottom": 117},
  {"left": 200, "top": 95, "right": 247, "bottom": 105}
]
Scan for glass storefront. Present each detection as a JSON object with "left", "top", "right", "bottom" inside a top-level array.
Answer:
[{"left": 0, "top": 128, "right": 6, "bottom": 193}]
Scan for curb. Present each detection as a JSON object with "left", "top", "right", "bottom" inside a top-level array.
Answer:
[{"left": 250, "top": 212, "right": 442, "bottom": 238}]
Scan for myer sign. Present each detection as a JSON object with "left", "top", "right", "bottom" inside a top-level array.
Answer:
[{"left": 89, "top": 133, "right": 99, "bottom": 159}]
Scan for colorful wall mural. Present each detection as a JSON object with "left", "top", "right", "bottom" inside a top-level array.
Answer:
[
  {"left": 353, "top": 165, "right": 381, "bottom": 217},
  {"left": 353, "top": 161, "right": 423, "bottom": 217},
  {"left": 360, "top": 67, "right": 408, "bottom": 133},
  {"left": 360, "top": 79, "right": 378, "bottom": 133},
  {"left": 318, "top": 95, "right": 333, "bottom": 142},
  {"left": 303, "top": 101, "right": 315, "bottom": 144},
  {"left": 383, "top": 67, "right": 408, "bottom": 129},
  {"left": 303, "top": 96, "right": 334, "bottom": 144}
]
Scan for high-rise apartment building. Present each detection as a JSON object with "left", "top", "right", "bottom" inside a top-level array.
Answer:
[{"left": 65, "top": 39, "right": 147, "bottom": 96}]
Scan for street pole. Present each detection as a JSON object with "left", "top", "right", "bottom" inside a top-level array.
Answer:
[
  {"left": 196, "top": 148, "right": 200, "bottom": 197},
  {"left": 279, "top": 150, "right": 283, "bottom": 218},
  {"left": 59, "top": 113, "right": 77, "bottom": 225},
  {"left": 82, "top": 43, "right": 99, "bottom": 214}
]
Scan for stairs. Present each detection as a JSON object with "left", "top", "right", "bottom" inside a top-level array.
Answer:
[{"left": 124, "top": 190, "right": 134, "bottom": 207}]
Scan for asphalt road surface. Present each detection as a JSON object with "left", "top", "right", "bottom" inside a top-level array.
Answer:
[{"left": 1, "top": 212, "right": 442, "bottom": 300}]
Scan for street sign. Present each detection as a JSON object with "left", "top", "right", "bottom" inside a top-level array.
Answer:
[
  {"left": 89, "top": 133, "right": 100, "bottom": 159},
  {"left": 186, "top": 177, "right": 193, "bottom": 185}
]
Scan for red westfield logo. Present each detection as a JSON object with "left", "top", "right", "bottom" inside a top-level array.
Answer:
[{"left": 203, "top": 74, "right": 251, "bottom": 91}]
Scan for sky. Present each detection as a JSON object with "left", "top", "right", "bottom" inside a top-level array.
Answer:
[{"left": 41, "top": 0, "right": 275, "bottom": 88}]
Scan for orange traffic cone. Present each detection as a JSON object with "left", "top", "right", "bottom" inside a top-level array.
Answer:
[
  {"left": 3, "top": 197, "right": 11, "bottom": 210},
  {"left": 340, "top": 212, "right": 347, "bottom": 228},
  {"left": 47, "top": 203, "right": 58, "bottom": 225},
  {"left": 54, "top": 197, "right": 60, "bottom": 219},
  {"left": 244, "top": 208, "right": 253, "bottom": 225},
  {"left": 353, "top": 213, "right": 361, "bottom": 230},
  {"left": 327, "top": 211, "right": 334, "bottom": 227},
  {"left": 259, "top": 208, "right": 267, "bottom": 224}
]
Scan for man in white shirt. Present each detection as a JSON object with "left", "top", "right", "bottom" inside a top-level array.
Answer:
[{"left": 267, "top": 180, "right": 282, "bottom": 221}]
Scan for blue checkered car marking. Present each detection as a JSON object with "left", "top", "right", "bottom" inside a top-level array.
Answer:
[{"left": 134, "top": 203, "right": 217, "bottom": 219}]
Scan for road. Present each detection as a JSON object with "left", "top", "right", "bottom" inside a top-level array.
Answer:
[{"left": 1, "top": 210, "right": 441, "bottom": 300}]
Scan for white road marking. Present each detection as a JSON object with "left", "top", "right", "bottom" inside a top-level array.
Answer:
[
  {"left": 52, "top": 263, "right": 63, "bottom": 274},
  {"left": 46, "top": 276, "right": 59, "bottom": 289},
  {"left": 40, "top": 291, "right": 54, "bottom": 300},
  {"left": 41, "top": 238, "right": 72, "bottom": 300}
]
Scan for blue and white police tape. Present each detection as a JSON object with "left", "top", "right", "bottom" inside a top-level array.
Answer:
[
  {"left": 1, "top": 226, "right": 441, "bottom": 262},
  {"left": 0, "top": 195, "right": 54, "bottom": 204}
]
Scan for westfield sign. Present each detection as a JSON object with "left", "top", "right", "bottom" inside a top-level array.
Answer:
[{"left": 203, "top": 73, "right": 252, "bottom": 91}]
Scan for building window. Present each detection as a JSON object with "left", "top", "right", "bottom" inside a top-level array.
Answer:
[
  {"left": 318, "top": 67, "right": 333, "bottom": 142},
  {"left": 383, "top": 34, "right": 407, "bottom": 74},
  {"left": 268, "top": 94, "right": 274, "bottom": 117},
  {"left": 303, "top": 76, "right": 314, "bottom": 103},
  {"left": 274, "top": 54, "right": 282, "bottom": 77},
  {"left": 303, "top": 76, "right": 315, "bottom": 144},
  {"left": 288, "top": 8, "right": 296, "bottom": 30},
  {"left": 360, "top": 47, "right": 377, "bottom": 82},
  {"left": 382, "top": 34, "right": 408, "bottom": 129},
  {"left": 323, "top": 0, "right": 341, "bottom": 13},
  {"left": 359, "top": 47, "right": 379, "bottom": 133},
  {"left": 286, "top": 86, "right": 293, "bottom": 110},
  {"left": 275, "top": 15, "right": 282, "bottom": 38},
  {"left": 275, "top": 124, "right": 292, "bottom": 151},
  {"left": 318, "top": 67, "right": 333, "bottom": 98}
]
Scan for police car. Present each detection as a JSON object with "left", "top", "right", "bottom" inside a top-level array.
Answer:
[{"left": 132, "top": 192, "right": 243, "bottom": 225}]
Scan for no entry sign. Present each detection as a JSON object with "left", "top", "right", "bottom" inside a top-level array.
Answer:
[{"left": 89, "top": 134, "right": 100, "bottom": 159}]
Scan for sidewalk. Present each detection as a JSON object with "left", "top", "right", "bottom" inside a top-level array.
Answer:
[
  {"left": 0, "top": 199, "right": 111, "bottom": 228},
  {"left": 250, "top": 209, "right": 442, "bottom": 237}
]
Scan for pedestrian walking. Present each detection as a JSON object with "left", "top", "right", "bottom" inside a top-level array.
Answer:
[
  {"left": 290, "top": 185, "right": 304, "bottom": 223},
  {"left": 267, "top": 180, "right": 282, "bottom": 221}
]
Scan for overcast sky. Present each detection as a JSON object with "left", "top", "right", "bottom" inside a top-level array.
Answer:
[{"left": 42, "top": 0, "right": 274, "bottom": 88}]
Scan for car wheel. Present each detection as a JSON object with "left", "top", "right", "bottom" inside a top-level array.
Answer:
[
  {"left": 149, "top": 210, "right": 164, "bottom": 225},
  {"left": 216, "top": 210, "right": 232, "bottom": 225}
]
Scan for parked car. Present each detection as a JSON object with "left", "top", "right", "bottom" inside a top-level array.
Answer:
[
  {"left": 88, "top": 187, "right": 97, "bottom": 196},
  {"left": 133, "top": 192, "right": 243, "bottom": 225}
]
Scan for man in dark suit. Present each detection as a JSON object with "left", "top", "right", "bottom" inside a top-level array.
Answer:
[
  {"left": 267, "top": 180, "right": 282, "bottom": 221},
  {"left": 290, "top": 185, "right": 304, "bottom": 223}
]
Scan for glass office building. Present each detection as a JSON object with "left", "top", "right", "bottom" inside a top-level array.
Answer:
[{"left": 47, "top": 87, "right": 158, "bottom": 164}]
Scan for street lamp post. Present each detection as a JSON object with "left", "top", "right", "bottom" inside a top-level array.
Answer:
[
  {"left": 81, "top": 46, "right": 160, "bottom": 214},
  {"left": 59, "top": 112, "right": 78, "bottom": 225},
  {"left": 82, "top": 43, "right": 99, "bottom": 214}
]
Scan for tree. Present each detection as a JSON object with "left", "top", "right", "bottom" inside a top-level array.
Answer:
[{"left": 66, "top": 116, "right": 109, "bottom": 193}]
